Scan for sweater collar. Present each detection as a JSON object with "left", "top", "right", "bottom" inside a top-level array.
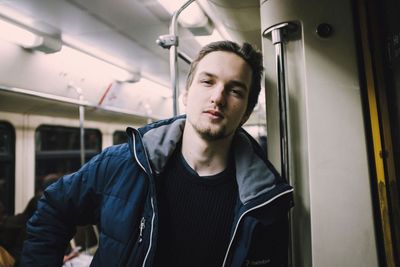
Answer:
[{"left": 137, "top": 116, "right": 279, "bottom": 205}]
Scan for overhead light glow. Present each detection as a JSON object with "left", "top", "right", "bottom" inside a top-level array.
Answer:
[
  {"left": 157, "top": 0, "right": 207, "bottom": 27},
  {"left": 56, "top": 46, "right": 139, "bottom": 83},
  {"left": 195, "top": 29, "right": 223, "bottom": 46},
  {"left": 62, "top": 34, "right": 134, "bottom": 71},
  {"left": 61, "top": 35, "right": 140, "bottom": 82},
  {"left": 0, "top": 18, "right": 40, "bottom": 47}
]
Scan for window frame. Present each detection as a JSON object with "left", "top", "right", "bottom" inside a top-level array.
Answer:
[{"left": 0, "top": 121, "right": 16, "bottom": 215}]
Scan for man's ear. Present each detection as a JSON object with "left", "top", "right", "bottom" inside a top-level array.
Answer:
[{"left": 182, "top": 90, "right": 188, "bottom": 107}]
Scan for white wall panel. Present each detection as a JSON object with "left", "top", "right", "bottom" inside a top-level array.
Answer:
[{"left": 261, "top": 0, "right": 378, "bottom": 266}]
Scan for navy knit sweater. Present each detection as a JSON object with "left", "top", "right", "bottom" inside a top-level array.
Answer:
[{"left": 154, "top": 149, "right": 238, "bottom": 267}]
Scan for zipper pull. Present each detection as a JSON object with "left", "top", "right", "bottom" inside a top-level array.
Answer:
[{"left": 138, "top": 217, "right": 145, "bottom": 243}]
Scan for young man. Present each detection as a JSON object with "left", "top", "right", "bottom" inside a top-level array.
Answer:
[{"left": 21, "top": 41, "right": 293, "bottom": 266}]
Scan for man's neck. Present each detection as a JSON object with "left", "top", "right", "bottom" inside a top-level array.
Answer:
[{"left": 181, "top": 124, "right": 234, "bottom": 177}]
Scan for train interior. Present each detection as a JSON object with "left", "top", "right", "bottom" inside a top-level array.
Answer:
[{"left": 0, "top": 0, "right": 399, "bottom": 266}]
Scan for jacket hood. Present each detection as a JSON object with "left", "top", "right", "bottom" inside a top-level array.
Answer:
[{"left": 130, "top": 116, "right": 281, "bottom": 205}]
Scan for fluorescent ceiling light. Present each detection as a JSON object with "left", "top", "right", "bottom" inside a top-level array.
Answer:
[
  {"left": 196, "top": 0, "right": 233, "bottom": 41},
  {"left": 157, "top": 0, "right": 207, "bottom": 27},
  {"left": 57, "top": 46, "right": 139, "bottom": 83},
  {"left": 63, "top": 34, "right": 137, "bottom": 73},
  {"left": 0, "top": 18, "right": 40, "bottom": 47},
  {"left": 62, "top": 35, "right": 140, "bottom": 82},
  {"left": 0, "top": 16, "right": 61, "bottom": 53},
  {"left": 195, "top": 29, "right": 223, "bottom": 46}
]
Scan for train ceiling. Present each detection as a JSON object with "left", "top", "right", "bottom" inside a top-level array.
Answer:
[{"left": 0, "top": 0, "right": 262, "bottom": 121}]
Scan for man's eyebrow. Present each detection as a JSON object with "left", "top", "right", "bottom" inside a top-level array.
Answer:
[
  {"left": 197, "top": 72, "right": 216, "bottom": 78},
  {"left": 198, "top": 72, "right": 248, "bottom": 90}
]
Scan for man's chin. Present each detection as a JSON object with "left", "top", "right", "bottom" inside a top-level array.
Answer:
[
  {"left": 189, "top": 119, "right": 232, "bottom": 140},
  {"left": 196, "top": 126, "right": 229, "bottom": 141}
]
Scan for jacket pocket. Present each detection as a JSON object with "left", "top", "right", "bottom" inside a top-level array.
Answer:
[
  {"left": 101, "top": 194, "right": 142, "bottom": 244},
  {"left": 243, "top": 217, "right": 289, "bottom": 267},
  {"left": 122, "top": 216, "right": 149, "bottom": 266}
]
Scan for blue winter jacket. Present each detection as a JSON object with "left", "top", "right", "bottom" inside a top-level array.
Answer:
[{"left": 21, "top": 116, "right": 294, "bottom": 267}]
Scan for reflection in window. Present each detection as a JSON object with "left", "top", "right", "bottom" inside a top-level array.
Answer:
[
  {"left": 35, "top": 125, "right": 102, "bottom": 193},
  {"left": 113, "top": 130, "right": 128, "bottom": 145},
  {"left": 0, "top": 121, "right": 15, "bottom": 216}
]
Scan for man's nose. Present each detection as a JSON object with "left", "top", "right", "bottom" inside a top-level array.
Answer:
[{"left": 210, "top": 84, "right": 226, "bottom": 106}]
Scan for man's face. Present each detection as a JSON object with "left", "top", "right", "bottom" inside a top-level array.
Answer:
[{"left": 183, "top": 51, "right": 252, "bottom": 141}]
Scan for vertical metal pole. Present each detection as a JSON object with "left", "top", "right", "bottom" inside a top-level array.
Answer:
[
  {"left": 79, "top": 103, "right": 85, "bottom": 166},
  {"left": 169, "top": 34, "right": 179, "bottom": 115},
  {"left": 169, "top": 0, "right": 195, "bottom": 116},
  {"left": 271, "top": 28, "right": 290, "bottom": 184},
  {"left": 264, "top": 22, "right": 293, "bottom": 183},
  {"left": 264, "top": 22, "right": 297, "bottom": 267},
  {"left": 272, "top": 26, "right": 291, "bottom": 267},
  {"left": 69, "top": 83, "right": 86, "bottom": 166}
]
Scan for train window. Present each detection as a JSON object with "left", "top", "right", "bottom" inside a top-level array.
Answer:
[
  {"left": 113, "top": 130, "right": 128, "bottom": 145},
  {"left": 0, "top": 121, "right": 15, "bottom": 216},
  {"left": 35, "top": 125, "right": 101, "bottom": 193}
]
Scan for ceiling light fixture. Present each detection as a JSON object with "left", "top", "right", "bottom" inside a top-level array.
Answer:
[
  {"left": 0, "top": 16, "right": 61, "bottom": 53},
  {"left": 157, "top": 0, "right": 205, "bottom": 27},
  {"left": 0, "top": 18, "right": 39, "bottom": 47},
  {"left": 194, "top": 28, "right": 223, "bottom": 46},
  {"left": 62, "top": 34, "right": 135, "bottom": 72},
  {"left": 156, "top": 0, "right": 215, "bottom": 36},
  {"left": 59, "top": 43, "right": 140, "bottom": 83}
]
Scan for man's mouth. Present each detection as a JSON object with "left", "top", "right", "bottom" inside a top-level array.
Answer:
[{"left": 204, "top": 109, "right": 224, "bottom": 119}]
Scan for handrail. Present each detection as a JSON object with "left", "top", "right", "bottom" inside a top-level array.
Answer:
[
  {"left": 263, "top": 22, "right": 298, "bottom": 267},
  {"left": 68, "top": 84, "right": 86, "bottom": 166},
  {"left": 0, "top": 85, "right": 154, "bottom": 120},
  {"left": 263, "top": 22, "right": 297, "bottom": 183},
  {"left": 156, "top": 0, "right": 195, "bottom": 116}
]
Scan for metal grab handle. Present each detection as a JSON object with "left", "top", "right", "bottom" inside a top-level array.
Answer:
[
  {"left": 68, "top": 83, "right": 86, "bottom": 166},
  {"left": 263, "top": 22, "right": 296, "bottom": 184},
  {"left": 79, "top": 103, "right": 85, "bottom": 166},
  {"left": 157, "top": 0, "right": 195, "bottom": 116},
  {"left": 274, "top": 27, "right": 290, "bottom": 184},
  {"left": 264, "top": 22, "right": 298, "bottom": 267}
]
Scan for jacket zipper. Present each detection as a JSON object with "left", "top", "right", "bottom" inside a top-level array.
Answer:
[
  {"left": 221, "top": 188, "right": 294, "bottom": 267},
  {"left": 131, "top": 131, "right": 155, "bottom": 267},
  {"left": 138, "top": 217, "right": 145, "bottom": 243},
  {"left": 142, "top": 197, "right": 155, "bottom": 267},
  {"left": 131, "top": 130, "right": 292, "bottom": 267}
]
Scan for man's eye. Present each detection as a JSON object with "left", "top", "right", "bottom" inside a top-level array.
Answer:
[
  {"left": 230, "top": 89, "right": 244, "bottom": 97},
  {"left": 200, "top": 79, "right": 213, "bottom": 86}
]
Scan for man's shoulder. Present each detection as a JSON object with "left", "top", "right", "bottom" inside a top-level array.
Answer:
[
  {"left": 86, "top": 143, "right": 131, "bottom": 168},
  {"left": 137, "top": 115, "right": 186, "bottom": 136}
]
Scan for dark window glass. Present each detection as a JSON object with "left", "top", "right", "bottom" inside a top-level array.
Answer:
[
  {"left": 113, "top": 130, "right": 128, "bottom": 145},
  {"left": 0, "top": 121, "right": 15, "bottom": 216},
  {"left": 35, "top": 125, "right": 101, "bottom": 193}
]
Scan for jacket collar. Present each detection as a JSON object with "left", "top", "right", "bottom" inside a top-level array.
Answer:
[{"left": 131, "top": 116, "right": 285, "bottom": 205}]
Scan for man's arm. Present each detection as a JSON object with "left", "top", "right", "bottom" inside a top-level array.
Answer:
[{"left": 20, "top": 152, "right": 107, "bottom": 266}]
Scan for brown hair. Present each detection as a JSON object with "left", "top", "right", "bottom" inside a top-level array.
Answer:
[{"left": 186, "top": 41, "right": 263, "bottom": 116}]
